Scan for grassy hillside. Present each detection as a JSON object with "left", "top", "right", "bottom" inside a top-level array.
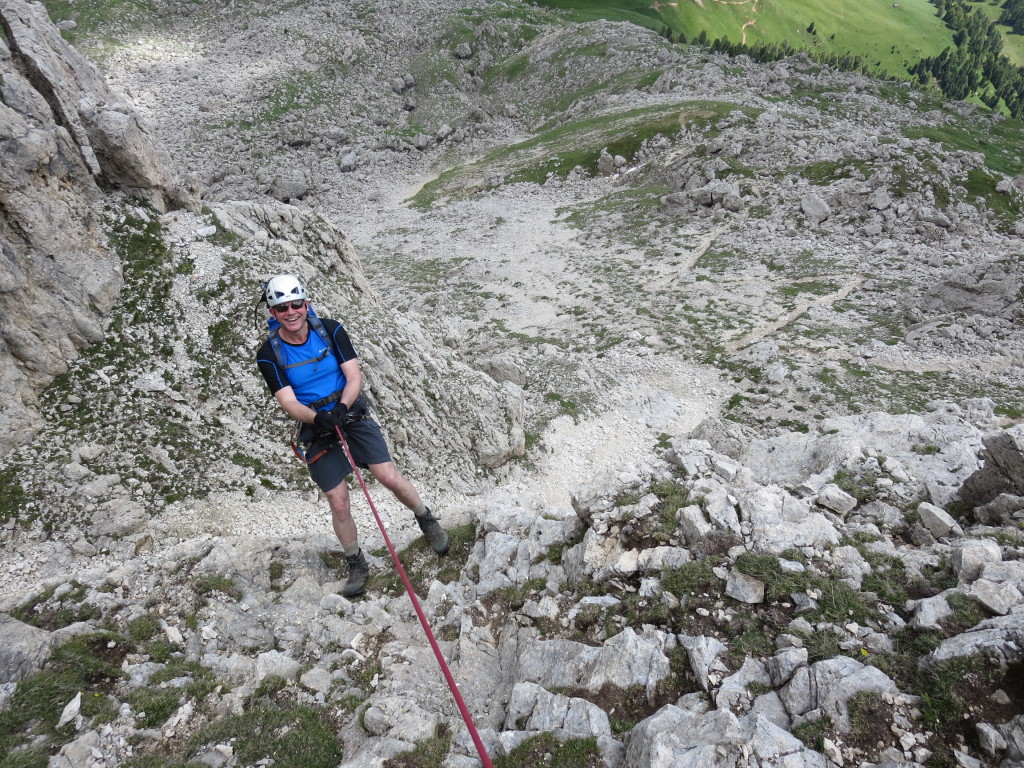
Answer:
[{"left": 532, "top": 0, "right": 954, "bottom": 78}]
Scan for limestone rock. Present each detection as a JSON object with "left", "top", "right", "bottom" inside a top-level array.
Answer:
[
  {"left": 959, "top": 425, "right": 1024, "bottom": 507},
  {"left": 0, "top": 615, "right": 52, "bottom": 683}
]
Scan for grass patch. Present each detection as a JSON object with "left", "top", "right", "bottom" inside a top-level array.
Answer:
[
  {"left": 184, "top": 703, "right": 341, "bottom": 768},
  {"left": 382, "top": 723, "right": 451, "bottom": 767},
  {"left": 366, "top": 523, "right": 477, "bottom": 597},
  {"left": 193, "top": 574, "right": 243, "bottom": 601},
  {"left": 904, "top": 117, "right": 1024, "bottom": 178},
  {"left": 410, "top": 101, "right": 759, "bottom": 207},
  {"left": 0, "top": 633, "right": 129, "bottom": 762},
  {"left": 494, "top": 732, "right": 603, "bottom": 768},
  {"left": 126, "top": 687, "right": 182, "bottom": 728}
]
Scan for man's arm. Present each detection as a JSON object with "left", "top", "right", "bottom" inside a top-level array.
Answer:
[
  {"left": 273, "top": 386, "right": 320, "bottom": 424},
  {"left": 338, "top": 359, "right": 362, "bottom": 409}
]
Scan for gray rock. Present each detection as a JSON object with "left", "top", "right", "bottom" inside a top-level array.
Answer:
[
  {"left": 910, "top": 593, "right": 954, "bottom": 631},
  {"left": 766, "top": 647, "right": 808, "bottom": 687},
  {"left": 678, "top": 635, "right": 728, "bottom": 691},
  {"left": 339, "top": 151, "right": 358, "bottom": 172},
  {"left": 917, "top": 502, "right": 964, "bottom": 538},
  {"left": 749, "top": 691, "right": 791, "bottom": 729},
  {"left": 928, "top": 614, "right": 1024, "bottom": 665},
  {"left": 800, "top": 192, "right": 831, "bottom": 224},
  {"left": 48, "top": 730, "right": 102, "bottom": 768},
  {"left": 504, "top": 682, "right": 610, "bottom": 738},
  {"left": 976, "top": 722, "right": 1007, "bottom": 758},
  {"left": 952, "top": 539, "right": 1002, "bottom": 583},
  {"left": 817, "top": 484, "right": 858, "bottom": 514},
  {"left": 781, "top": 657, "right": 898, "bottom": 732},
  {"left": 624, "top": 705, "right": 742, "bottom": 767},
  {"left": 725, "top": 569, "right": 765, "bottom": 604},
  {"left": 966, "top": 579, "right": 1023, "bottom": 615},
  {"left": 716, "top": 657, "right": 770, "bottom": 712},
  {"left": 959, "top": 425, "right": 1024, "bottom": 506},
  {"left": 254, "top": 650, "right": 300, "bottom": 682},
  {"left": 0, "top": 615, "right": 52, "bottom": 683},
  {"left": 974, "top": 494, "right": 1024, "bottom": 525},
  {"left": 91, "top": 499, "right": 147, "bottom": 537}
]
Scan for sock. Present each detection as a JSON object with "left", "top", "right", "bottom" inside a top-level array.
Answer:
[
  {"left": 413, "top": 503, "right": 430, "bottom": 518},
  {"left": 342, "top": 542, "right": 360, "bottom": 558}
]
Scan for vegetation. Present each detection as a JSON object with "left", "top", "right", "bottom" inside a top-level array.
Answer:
[{"left": 494, "top": 733, "right": 603, "bottom": 768}]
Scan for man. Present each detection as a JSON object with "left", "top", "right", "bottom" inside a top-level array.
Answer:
[{"left": 255, "top": 273, "right": 449, "bottom": 597}]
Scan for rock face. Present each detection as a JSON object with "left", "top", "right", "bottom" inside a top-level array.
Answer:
[{"left": 0, "top": 0, "right": 193, "bottom": 456}]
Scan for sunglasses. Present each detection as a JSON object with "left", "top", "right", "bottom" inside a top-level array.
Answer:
[{"left": 273, "top": 300, "right": 306, "bottom": 312}]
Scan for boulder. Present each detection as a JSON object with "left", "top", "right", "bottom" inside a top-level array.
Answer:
[
  {"left": 800, "top": 192, "right": 831, "bottom": 224},
  {"left": 959, "top": 425, "right": 1024, "bottom": 507},
  {"left": 0, "top": 615, "right": 52, "bottom": 683}
]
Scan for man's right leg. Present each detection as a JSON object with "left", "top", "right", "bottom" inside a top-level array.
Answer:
[
  {"left": 323, "top": 480, "right": 368, "bottom": 597},
  {"left": 325, "top": 480, "right": 357, "bottom": 549}
]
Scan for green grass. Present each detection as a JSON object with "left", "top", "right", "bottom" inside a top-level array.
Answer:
[
  {"left": 184, "top": 703, "right": 341, "bottom": 768},
  {"left": 0, "top": 633, "right": 130, "bottom": 762},
  {"left": 410, "top": 101, "right": 758, "bottom": 207},
  {"left": 494, "top": 733, "right": 603, "bottom": 768},
  {"left": 40, "top": 0, "right": 157, "bottom": 50},
  {"left": 126, "top": 688, "right": 182, "bottom": 728},
  {"left": 531, "top": 0, "right": 953, "bottom": 78},
  {"left": 192, "top": 574, "right": 243, "bottom": 601},
  {"left": 904, "top": 117, "right": 1024, "bottom": 178},
  {"left": 381, "top": 724, "right": 451, "bottom": 768}
]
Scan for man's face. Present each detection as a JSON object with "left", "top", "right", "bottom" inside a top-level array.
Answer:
[{"left": 272, "top": 300, "right": 307, "bottom": 332}]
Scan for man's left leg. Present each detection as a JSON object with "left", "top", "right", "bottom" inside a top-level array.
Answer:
[{"left": 368, "top": 461, "right": 449, "bottom": 555}]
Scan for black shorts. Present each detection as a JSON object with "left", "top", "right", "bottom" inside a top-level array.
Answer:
[{"left": 302, "top": 418, "right": 392, "bottom": 492}]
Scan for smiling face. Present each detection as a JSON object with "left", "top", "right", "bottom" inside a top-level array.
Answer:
[{"left": 271, "top": 300, "right": 309, "bottom": 342}]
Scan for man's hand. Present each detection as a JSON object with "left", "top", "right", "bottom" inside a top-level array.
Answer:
[{"left": 313, "top": 406, "right": 347, "bottom": 432}]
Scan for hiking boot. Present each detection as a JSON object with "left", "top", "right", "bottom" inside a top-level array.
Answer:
[
  {"left": 342, "top": 550, "right": 369, "bottom": 597},
  {"left": 416, "top": 509, "right": 450, "bottom": 555}
]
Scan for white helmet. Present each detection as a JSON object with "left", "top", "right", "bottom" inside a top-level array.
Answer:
[{"left": 265, "top": 274, "right": 307, "bottom": 307}]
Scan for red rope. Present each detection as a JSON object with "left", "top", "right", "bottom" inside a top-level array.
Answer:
[{"left": 335, "top": 426, "right": 495, "bottom": 768}]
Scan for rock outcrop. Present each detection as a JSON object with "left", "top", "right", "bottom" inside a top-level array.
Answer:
[{"left": 0, "top": 0, "right": 193, "bottom": 456}]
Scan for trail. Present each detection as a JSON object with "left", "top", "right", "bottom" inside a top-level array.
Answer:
[{"left": 724, "top": 276, "right": 865, "bottom": 353}]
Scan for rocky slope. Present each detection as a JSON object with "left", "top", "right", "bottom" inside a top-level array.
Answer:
[
  {"left": 1, "top": 0, "right": 1024, "bottom": 767},
  {"left": 2, "top": 400, "right": 1022, "bottom": 767}
]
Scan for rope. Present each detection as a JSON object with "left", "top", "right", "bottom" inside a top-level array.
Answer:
[{"left": 334, "top": 426, "right": 495, "bottom": 768}]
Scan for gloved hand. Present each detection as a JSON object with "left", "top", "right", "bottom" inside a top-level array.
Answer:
[{"left": 313, "top": 406, "right": 347, "bottom": 433}]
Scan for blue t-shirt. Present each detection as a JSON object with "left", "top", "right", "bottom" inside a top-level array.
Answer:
[{"left": 256, "top": 318, "right": 358, "bottom": 410}]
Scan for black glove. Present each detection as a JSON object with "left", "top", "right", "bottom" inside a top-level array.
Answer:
[{"left": 313, "top": 406, "right": 346, "bottom": 433}]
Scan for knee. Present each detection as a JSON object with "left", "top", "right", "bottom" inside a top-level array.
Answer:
[
  {"left": 372, "top": 465, "right": 401, "bottom": 490},
  {"left": 325, "top": 486, "right": 350, "bottom": 516}
]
